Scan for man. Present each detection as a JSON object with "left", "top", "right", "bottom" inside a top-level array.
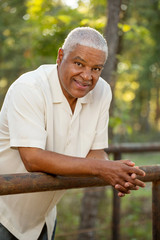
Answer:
[{"left": 0, "top": 27, "right": 145, "bottom": 240}]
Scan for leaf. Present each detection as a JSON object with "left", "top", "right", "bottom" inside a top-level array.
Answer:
[{"left": 57, "top": 15, "right": 72, "bottom": 24}]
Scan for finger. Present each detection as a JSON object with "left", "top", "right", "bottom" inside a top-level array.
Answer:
[
  {"left": 124, "top": 182, "right": 139, "bottom": 190},
  {"left": 129, "top": 167, "right": 146, "bottom": 177},
  {"left": 122, "top": 160, "right": 135, "bottom": 167},
  {"left": 124, "top": 174, "right": 145, "bottom": 188},
  {"left": 135, "top": 166, "right": 139, "bottom": 169},
  {"left": 131, "top": 173, "right": 137, "bottom": 179},
  {"left": 133, "top": 179, "right": 146, "bottom": 188},
  {"left": 126, "top": 177, "right": 145, "bottom": 188},
  {"left": 115, "top": 184, "right": 131, "bottom": 194},
  {"left": 118, "top": 192, "right": 125, "bottom": 197},
  {"left": 121, "top": 161, "right": 145, "bottom": 177}
]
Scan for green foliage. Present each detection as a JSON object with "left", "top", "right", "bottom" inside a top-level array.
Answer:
[
  {"left": 112, "top": 0, "right": 160, "bottom": 142},
  {"left": 0, "top": 0, "right": 159, "bottom": 142},
  {"left": 0, "top": 0, "right": 28, "bottom": 104}
]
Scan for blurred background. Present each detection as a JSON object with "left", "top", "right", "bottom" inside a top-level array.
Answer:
[{"left": 0, "top": 0, "right": 160, "bottom": 239}]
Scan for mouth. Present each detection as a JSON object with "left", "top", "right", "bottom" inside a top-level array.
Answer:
[{"left": 74, "top": 79, "right": 92, "bottom": 89}]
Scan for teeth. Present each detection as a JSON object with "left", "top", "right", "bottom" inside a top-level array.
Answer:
[
  {"left": 76, "top": 80, "right": 90, "bottom": 86},
  {"left": 79, "top": 82, "right": 83, "bottom": 86}
]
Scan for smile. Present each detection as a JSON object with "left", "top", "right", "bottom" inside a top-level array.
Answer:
[{"left": 74, "top": 79, "right": 92, "bottom": 88}]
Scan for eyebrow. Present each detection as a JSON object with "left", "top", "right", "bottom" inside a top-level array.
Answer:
[
  {"left": 73, "top": 56, "right": 104, "bottom": 68},
  {"left": 73, "top": 56, "right": 87, "bottom": 63}
]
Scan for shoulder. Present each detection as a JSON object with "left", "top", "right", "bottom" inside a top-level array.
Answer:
[
  {"left": 5, "top": 65, "right": 52, "bottom": 102},
  {"left": 7, "top": 64, "right": 57, "bottom": 97},
  {"left": 14, "top": 64, "right": 56, "bottom": 87}
]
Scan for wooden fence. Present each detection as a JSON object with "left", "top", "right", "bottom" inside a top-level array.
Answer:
[
  {"left": 0, "top": 142, "right": 159, "bottom": 239},
  {"left": 106, "top": 142, "right": 160, "bottom": 240}
]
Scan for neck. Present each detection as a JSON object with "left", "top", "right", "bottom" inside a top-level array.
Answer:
[{"left": 68, "top": 98, "right": 77, "bottom": 114}]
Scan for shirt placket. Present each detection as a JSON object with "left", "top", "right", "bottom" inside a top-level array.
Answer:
[{"left": 64, "top": 100, "right": 82, "bottom": 156}]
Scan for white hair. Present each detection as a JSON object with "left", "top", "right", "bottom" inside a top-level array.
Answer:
[{"left": 62, "top": 27, "right": 108, "bottom": 60}]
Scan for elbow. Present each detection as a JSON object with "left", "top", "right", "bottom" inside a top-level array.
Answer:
[
  {"left": 23, "top": 160, "right": 36, "bottom": 172},
  {"left": 18, "top": 147, "right": 42, "bottom": 172},
  {"left": 21, "top": 155, "right": 38, "bottom": 172}
]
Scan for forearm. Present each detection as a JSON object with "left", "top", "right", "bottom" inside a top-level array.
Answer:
[
  {"left": 18, "top": 147, "right": 99, "bottom": 177},
  {"left": 18, "top": 147, "right": 145, "bottom": 197}
]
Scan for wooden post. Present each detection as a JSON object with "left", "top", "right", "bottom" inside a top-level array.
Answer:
[
  {"left": 152, "top": 180, "right": 160, "bottom": 240},
  {"left": 112, "top": 152, "right": 122, "bottom": 240}
]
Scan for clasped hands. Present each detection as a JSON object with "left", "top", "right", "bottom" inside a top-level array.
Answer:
[{"left": 102, "top": 160, "right": 146, "bottom": 197}]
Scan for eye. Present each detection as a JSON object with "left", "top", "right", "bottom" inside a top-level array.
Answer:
[
  {"left": 92, "top": 67, "right": 102, "bottom": 72},
  {"left": 75, "top": 62, "right": 83, "bottom": 67}
]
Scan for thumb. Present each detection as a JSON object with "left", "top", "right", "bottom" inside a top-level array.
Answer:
[{"left": 123, "top": 160, "right": 135, "bottom": 167}]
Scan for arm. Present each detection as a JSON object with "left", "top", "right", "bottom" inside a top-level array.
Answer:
[{"left": 18, "top": 147, "right": 145, "bottom": 197}]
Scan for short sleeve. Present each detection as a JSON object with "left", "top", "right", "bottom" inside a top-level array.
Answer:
[
  {"left": 7, "top": 83, "right": 47, "bottom": 149},
  {"left": 91, "top": 84, "right": 112, "bottom": 150}
]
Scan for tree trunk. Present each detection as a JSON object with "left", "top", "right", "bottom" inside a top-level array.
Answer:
[
  {"left": 102, "top": 0, "right": 122, "bottom": 87},
  {"left": 102, "top": 0, "right": 122, "bottom": 140},
  {"left": 77, "top": 187, "right": 105, "bottom": 240}
]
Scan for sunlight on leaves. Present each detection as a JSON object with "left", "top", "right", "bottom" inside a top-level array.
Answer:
[
  {"left": 118, "top": 62, "right": 130, "bottom": 73},
  {"left": 0, "top": 78, "right": 8, "bottom": 88},
  {"left": 131, "top": 81, "right": 139, "bottom": 90},
  {"left": 3, "top": 29, "right": 11, "bottom": 37},
  {"left": 94, "top": 17, "right": 106, "bottom": 28},
  {"left": 78, "top": 3, "right": 89, "bottom": 14},
  {"left": 42, "top": 16, "right": 58, "bottom": 27},
  {"left": 58, "top": 15, "right": 72, "bottom": 24},
  {"left": 5, "top": 38, "right": 15, "bottom": 47},
  {"left": 26, "top": 0, "right": 44, "bottom": 19},
  {"left": 122, "top": 91, "right": 135, "bottom": 102},
  {"left": 80, "top": 18, "right": 90, "bottom": 25},
  {"left": 119, "top": 23, "right": 131, "bottom": 32}
]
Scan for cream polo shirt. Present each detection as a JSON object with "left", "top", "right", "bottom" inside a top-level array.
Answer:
[{"left": 0, "top": 64, "right": 112, "bottom": 240}]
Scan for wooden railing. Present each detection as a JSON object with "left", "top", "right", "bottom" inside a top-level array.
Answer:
[
  {"left": 0, "top": 143, "right": 159, "bottom": 239},
  {"left": 0, "top": 165, "right": 159, "bottom": 195},
  {"left": 106, "top": 142, "right": 160, "bottom": 240}
]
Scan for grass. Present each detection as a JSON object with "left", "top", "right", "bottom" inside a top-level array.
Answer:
[
  {"left": 55, "top": 152, "right": 160, "bottom": 240},
  {"left": 122, "top": 152, "right": 160, "bottom": 166}
]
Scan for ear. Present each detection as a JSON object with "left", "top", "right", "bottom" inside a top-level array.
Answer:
[{"left": 56, "top": 48, "right": 64, "bottom": 65}]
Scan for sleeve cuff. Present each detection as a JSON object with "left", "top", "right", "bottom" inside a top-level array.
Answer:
[{"left": 10, "top": 139, "right": 46, "bottom": 150}]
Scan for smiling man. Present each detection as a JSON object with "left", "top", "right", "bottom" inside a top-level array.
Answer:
[{"left": 0, "top": 27, "right": 145, "bottom": 240}]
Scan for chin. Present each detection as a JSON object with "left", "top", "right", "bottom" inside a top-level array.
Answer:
[
  {"left": 73, "top": 93, "right": 88, "bottom": 99},
  {"left": 73, "top": 90, "right": 90, "bottom": 98}
]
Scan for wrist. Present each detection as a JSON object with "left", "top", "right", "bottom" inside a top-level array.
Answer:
[{"left": 90, "top": 159, "right": 108, "bottom": 178}]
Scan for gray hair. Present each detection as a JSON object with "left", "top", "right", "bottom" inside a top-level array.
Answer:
[{"left": 62, "top": 27, "right": 108, "bottom": 60}]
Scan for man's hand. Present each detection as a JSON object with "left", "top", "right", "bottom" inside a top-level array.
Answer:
[
  {"left": 95, "top": 159, "right": 145, "bottom": 197},
  {"left": 87, "top": 150, "right": 145, "bottom": 197},
  {"left": 116, "top": 161, "right": 145, "bottom": 197}
]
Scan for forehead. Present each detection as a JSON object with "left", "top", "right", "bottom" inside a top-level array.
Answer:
[{"left": 65, "top": 45, "right": 106, "bottom": 66}]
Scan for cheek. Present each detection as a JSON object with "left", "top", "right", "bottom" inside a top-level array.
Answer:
[
  {"left": 69, "top": 63, "right": 83, "bottom": 75},
  {"left": 93, "top": 76, "right": 100, "bottom": 85}
]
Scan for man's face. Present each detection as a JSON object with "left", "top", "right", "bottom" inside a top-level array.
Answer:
[{"left": 57, "top": 44, "right": 106, "bottom": 104}]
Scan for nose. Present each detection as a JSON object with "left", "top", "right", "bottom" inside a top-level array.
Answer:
[{"left": 80, "top": 68, "right": 92, "bottom": 81}]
